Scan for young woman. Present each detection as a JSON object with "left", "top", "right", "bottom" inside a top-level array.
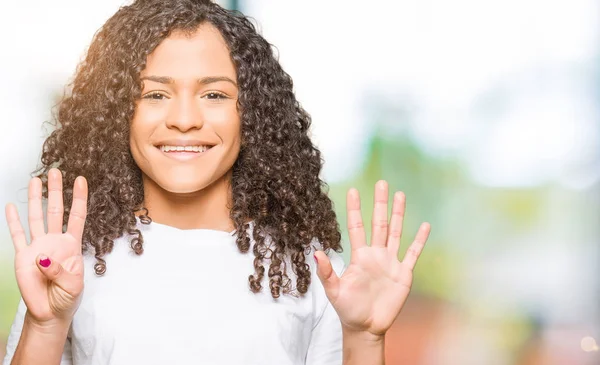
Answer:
[{"left": 3, "top": 1, "right": 430, "bottom": 364}]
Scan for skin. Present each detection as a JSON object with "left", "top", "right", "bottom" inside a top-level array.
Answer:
[
  {"left": 5, "top": 24, "right": 431, "bottom": 365},
  {"left": 131, "top": 24, "right": 241, "bottom": 231},
  {"left": 316, "top": 183, "right": 431, "bottom": 364}
]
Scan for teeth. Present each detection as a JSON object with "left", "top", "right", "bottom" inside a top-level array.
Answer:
[{"left": 160, "top": 145, "right": 210, "bottom": 153}]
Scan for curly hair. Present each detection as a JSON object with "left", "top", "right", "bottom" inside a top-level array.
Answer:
[{"left": 35, "top": 0, "right": 342, "bottom": 298}]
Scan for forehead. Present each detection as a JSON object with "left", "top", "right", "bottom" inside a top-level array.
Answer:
[{"left": 141, "top": 23, "right": 236, "bottom": 79}]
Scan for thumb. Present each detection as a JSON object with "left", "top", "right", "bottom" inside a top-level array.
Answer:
[
  {"left": 36, "top": 254, "right": 83, "bottom": 297},
  {"left": 314, "top": 250, "right": 340, "bottom": 303}
]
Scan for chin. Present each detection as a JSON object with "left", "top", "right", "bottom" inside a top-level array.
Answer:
[{"left": 158, "top": 179, "right": 213, "bottom": 195}]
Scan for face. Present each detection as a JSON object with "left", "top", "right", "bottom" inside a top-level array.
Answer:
[{"left": 130, "top": 23, "right": 240, "bottom": 195}]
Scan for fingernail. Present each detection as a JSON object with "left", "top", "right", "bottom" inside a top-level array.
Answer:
[
  {"left": 39, "top": 256, "right": 51, "bottom": 268},
  {"left": 314, "top": 254, "right": 318, "bottom": 264}
]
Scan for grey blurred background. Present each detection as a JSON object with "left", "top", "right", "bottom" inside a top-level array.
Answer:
[{"left": 0, "top": 0, "right": 598, "bottom": 363}]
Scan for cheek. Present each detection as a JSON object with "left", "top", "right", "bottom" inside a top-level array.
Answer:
[
  {"left": 131, "top": 105, "right": 164, "bottom": 140},
  {"left": 202, "top": 107, "right": 241, "bottom": 144},
  {"left": 129, "top": 109, "right": 159, "bottom": 162},
  {"left": 133, "top": 103, "right": 164, "bottom": 124},
  {"left": 129, "top": 118, "right": 146, "bottom": 151}
]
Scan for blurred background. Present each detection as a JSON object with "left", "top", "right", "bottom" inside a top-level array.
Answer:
[{"left": 0, "top": 0, "right": 598, "bottom": 364}]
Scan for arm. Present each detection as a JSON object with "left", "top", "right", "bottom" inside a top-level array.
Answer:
[
  {"left": 4, "top": 171, "right": 87, "bottom": 365},
  {"left": 314, "top": 181, "right": 431, "bottom": 365},
  {"left": 342, "top": 329, "right": 384, "bottom": 365},
  {"left": 3, "top": 299, "right": 73, "bottom": 365},
  {"left": 9, "top": 313, "right": 71, "bottom": 365}
]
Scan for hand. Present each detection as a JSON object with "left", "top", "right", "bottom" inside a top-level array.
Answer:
[
  {"left": 315, "top": 180, "right": 430, "bottom": 338},
  {"left": 5, "top": 168, "right": 88, "bottom": 325}
]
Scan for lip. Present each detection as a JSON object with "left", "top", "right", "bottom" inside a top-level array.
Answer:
[
  {"left": 154, "top": 139, "right": 217, "bottom": 162},
  {"left": 154, "top": 139, "right": 217, "bottom": 148},
  {"left": 154, "top": 138, "right": 217, "bottom": 162},
  {"left": 157, "top": 145, "right": 214, "bottom": 161}
]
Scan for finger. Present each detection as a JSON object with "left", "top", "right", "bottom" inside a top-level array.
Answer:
[
  {"left": 28, "top": 177, "right": 45, "bottom": 240},
  {"left": 346, "top": 188, "right": 366, "bottom": 251},
  {"left": 387, "top": 191, "right": 406, "bottom": 256},
  {"left": 62, "top": 255, "right": 83, "bottom": 273},
  {"left": 5, "top": 204, "right": 27, "bottom": 251},
  {"left": 314, "top": 251, "right": 340, "bottom": 304},
  {"left": 46, "top": 168, "right": 64, "bottom": 234},
  {"left": 67, "top": 177, "right": 88, "bottom": 240},
  {"left": 401, "top": 222, "right": 431, "bottom": 271},
  {"left": 36, "top": 254, "right": 83, "bottom": 298},
  {"left": 371, "top": 180, "right": 389, "bottom": 248}
]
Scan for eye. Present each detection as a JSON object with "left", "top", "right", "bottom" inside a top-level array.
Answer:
[
  {"left": 203, "top": 92, "right": 228, "bottom": 100},
  {"left": 142, "top": 92, "right": 167, "bottom": 101}
]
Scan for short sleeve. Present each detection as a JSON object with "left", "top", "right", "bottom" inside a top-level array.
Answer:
[
  {"left": 3, "top": 298, "right": 73, "bottom": 365},
  {"left": 305, "top": 248, "right": 346, "bottom": 365}
]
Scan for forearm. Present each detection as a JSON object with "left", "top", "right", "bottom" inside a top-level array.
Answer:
[
  {"left": 342, "top": 328, "right": 385, "bottom": 365},
  {"left": 11, "top": 312, "right": 70, "bottom": 365}
]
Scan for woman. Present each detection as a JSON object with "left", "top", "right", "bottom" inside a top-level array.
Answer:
[{"left": 3, "top": 0, "right": 430, "bottom": 364}]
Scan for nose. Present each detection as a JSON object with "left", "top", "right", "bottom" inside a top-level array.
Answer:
[{"left": 165, "top": 95, "right": 204, "bottom": 132}]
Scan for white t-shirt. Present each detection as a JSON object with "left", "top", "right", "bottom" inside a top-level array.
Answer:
[{"left": 4, "top": 221, "right": 346, "bottom": 365}]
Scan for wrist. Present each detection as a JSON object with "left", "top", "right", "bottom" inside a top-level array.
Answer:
[
  {"left": 342, "top": 326, "right": 385, "bottom": 344},
  {"left": 342, "top": 327, "right": 385, "bottom": 365},
  {"left": 12, "top": 311, "right": 71, "bottom": 365},
  {"left": 24, "top": 311, "right": 71, "bottom": 336}
]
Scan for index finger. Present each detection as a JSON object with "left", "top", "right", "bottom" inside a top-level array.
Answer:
[
  {"left": 5, "top": 203, "right": 27, "bottom": 251},
  {"left": 67, "top": 176, "right": 88, "bottom": 240}
]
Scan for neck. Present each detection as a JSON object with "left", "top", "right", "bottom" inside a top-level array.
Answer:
[{"left": 140, "top": 172, "right": 234, "bottom": 232}]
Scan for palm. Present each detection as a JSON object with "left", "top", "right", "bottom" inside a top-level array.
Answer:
[
  {"left": 330, "top": 247, "right": 411, "bottom": 335},
  {"left": 316, "top": 181, "right": 430, "bottom": 336},
  {"left": 6, "top": 169, "right": 88, "bottom": 323},
  {"left": 14, "top": 233, "right": 83, "bottom": 321}
]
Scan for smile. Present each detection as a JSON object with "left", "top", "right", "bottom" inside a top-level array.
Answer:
[
  {"left": 159, "top": 145, "right": 211, "bottom": 153},
  {"left": 157, "top": 144, "right": 214, "bottom": 161}
]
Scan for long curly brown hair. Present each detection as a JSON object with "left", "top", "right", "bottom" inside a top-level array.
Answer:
[{"left": 35, "top": 0, "right": 342, "bottom": 298}]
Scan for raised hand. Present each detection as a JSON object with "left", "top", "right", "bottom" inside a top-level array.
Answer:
[
  {"left": 315, "top": 180, "right": 430, "bottom": 337},
  {"left": 5, "top": 168, "right": 88, "bottom": 324}
]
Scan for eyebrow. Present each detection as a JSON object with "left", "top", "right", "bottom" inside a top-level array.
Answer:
[{"left": 140, "top": 75, "right": 237, "bottom": 87}]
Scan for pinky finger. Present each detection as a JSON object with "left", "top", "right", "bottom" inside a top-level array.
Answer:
[
  {"left": 401, "top": 222, "right": 431, "bottom": 271},
  {"left": 5, "top": 204, "right": 27, "bottom": 251}
]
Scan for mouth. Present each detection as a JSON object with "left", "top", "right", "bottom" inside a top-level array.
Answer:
[
  {"left": 158, "top": 145, "right": 214, "bottom": 153},
  {"left": 156, "top": 144, "right": 216, "bottom": 160}
]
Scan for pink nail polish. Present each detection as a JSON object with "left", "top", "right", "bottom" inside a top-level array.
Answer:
[{"left": 39, "top": 256, "right": 51, "bottom": 268}]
